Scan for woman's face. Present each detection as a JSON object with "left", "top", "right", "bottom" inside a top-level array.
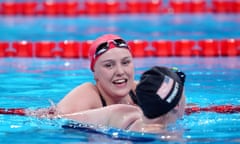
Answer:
[{"left": 94, "top": 48, "right": 134, "bottom": 100}]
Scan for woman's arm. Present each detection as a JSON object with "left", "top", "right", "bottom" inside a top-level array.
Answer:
[{"left": 59, "top": 104, "right": 142, "bottom": 129}]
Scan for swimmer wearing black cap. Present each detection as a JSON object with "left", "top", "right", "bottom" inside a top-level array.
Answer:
[
  {"left": 128, "top": 66, "right": 186, "bottom": 132},
  {"left": 53, "top": 66, "right": 186, "bottom": 133}
]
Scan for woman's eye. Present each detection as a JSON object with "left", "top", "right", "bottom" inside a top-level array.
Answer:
[
  {"left": 122, "top": 60, "right": 131, "bottom": 65},
  {"left": 104, "top": 63, "right": 113, "bottom": 68}
]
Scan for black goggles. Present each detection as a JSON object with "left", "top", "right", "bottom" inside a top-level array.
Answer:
[
  {"left": 171, "top": 67, "right": 186, "bottom": 85},
  {"left": 95, "top": 39, "right": 129, "bottom": 58}
]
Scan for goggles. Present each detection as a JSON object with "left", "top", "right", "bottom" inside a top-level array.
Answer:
[
  {"left": 94, "top": 39, "right": 129, "bottom": 58},
  {"left": 171, "top": 67, "right": 186, "bottom": 84}
]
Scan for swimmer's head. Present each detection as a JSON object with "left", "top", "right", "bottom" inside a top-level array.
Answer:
[
  {"left": 89, "top": 34, "right": 131, "bottom": 72},
  {"left": 136, "top": 66, "right": 186, "bottom": 119}
]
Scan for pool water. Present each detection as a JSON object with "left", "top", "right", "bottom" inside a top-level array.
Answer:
[
  {"left": 0, "top": 57, "right": 240, "bottom": 143},
  {"left": 0, "top": 14, "right": 240, "bottom": 41}
]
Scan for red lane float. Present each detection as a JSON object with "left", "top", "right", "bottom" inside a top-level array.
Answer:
[
  {"left": 169, "top": 0, "right": 188, "bottom": 13},
  {"left": 237, "top": 39, "right": 240, "bottom": 55},
  {"left": 152, "top": 40, "right": 173, "bottom": 56},
  {"left": 104, "top": 0, "right": 121, "bottom": 14},
  {"left": 22, "top": 2, "right": 37, "bottom": 15},
  {"left": 144, "top": 49, "right": 155, "bottom": 57},
  {"left": 1, "top": 2, "right": 38, "bottom": 15},
  {"left": 0, "top": 39, "right": 240, "bottom": 58},
  {"left": 42, "top": 1, "right": 63, "bottom": 16},
  {"left": 0, "top": 108, "right": 26, "bottom": 116},
  {"left": 84, "top": 1, "right": 103, "bottom": 15},
  {"left": 175, "top": 39, "right": 195, "bottom": 56},
  {"left": 212, "top": 0, "right": 234, "bottom": 13},
  {"left": 13, "top": 41, "right": 33, "bottom": 57},
  {"left": 198, "top": 39, "right": 219, "bottom": 56},
  {"left": 1, "top": 1, "right": 240, "bottom": 15},
  {"left": 0, "top": 42, "right": 9, "bottom": 57},
  {"left": 189, "top": 0, "right": 207, "bottom": 13},
  {"left": 81, "top": 40, "right": 93, "bottom": 58},
  {"left": 128, "top": 40, "right": 148, "bottom": 57},
  {"left": 220, "top": 39, "right": 239, "bottom": 56},
  {"left": 233, "top": 0, "right": 240, "bottom": 13},
  {"left": 59, "top": 40, "right": 80, "bottom": 58},
  {"left": 35, "top": 41, "right": 56, "bottom": 57},
  {"left": 185, "top": 105, "right": 240, "bottom": 115},
  {"left": 145, "top": 0, "right": 162, "bottom": 13},
  {"left": 126, "top": 0, "right": 143, "bottom": 14},
  {"left": 3, "top": 104, "right": 240, "bottom": 116},
  {"left": 62, "top": 1, "right": 79, "bottom": 16},
  {"left": 1, "top": 2, "right": 21, "bottom": 15}
]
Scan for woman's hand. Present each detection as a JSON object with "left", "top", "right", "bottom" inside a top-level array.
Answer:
[{"left": 25, "top": 107, "right": 61, "bottom": 119}]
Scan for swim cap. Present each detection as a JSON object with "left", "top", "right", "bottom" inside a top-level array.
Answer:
[
  {"left": 136, "top": 66, "right": 185, "bottom": 119},
  {"left": 89, "top": 34, "right": 123, "bottom": 72}
]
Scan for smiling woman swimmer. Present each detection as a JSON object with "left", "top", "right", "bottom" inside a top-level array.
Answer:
[{"left": 56, "top": 34, "right": 138, "bottom": 115}]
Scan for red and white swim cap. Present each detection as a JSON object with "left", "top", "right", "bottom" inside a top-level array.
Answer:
[{"left": 89, "top": 34, "right": 125, "bottom": 72}]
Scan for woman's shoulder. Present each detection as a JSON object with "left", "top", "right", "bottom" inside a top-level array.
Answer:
[
  {"left": 80, "top": 82, "right": 96, "bottom": 88},
  {"left": 74, "top": 82, "right": 98, "bottom": 94},
  {"left": 56, "top": 82, "right": 101, "bottom": 113}
]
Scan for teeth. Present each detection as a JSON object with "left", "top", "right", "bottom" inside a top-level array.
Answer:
[{"left": 114, "top": 79, "right": 126, "bottom": 84}]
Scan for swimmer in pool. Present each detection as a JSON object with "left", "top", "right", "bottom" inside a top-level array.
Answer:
[
  {"left": 56, "top": 66, "right": 186, "bottom": 133},
  {"left": 56, "top": 34, "right": 138, "bottom": 115}
]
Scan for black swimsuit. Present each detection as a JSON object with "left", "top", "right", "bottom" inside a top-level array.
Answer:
[{"left": 99, "top": 90, "right": 138, "bottom": 106}]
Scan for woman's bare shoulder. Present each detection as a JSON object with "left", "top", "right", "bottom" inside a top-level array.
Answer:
[
  {"left": 56, "top": 82, "right": 101, "bottom": 113},
  {"left": 76, "top": 82, "right": 95, "bottom": 90},
  {"left": 70, "top": 82, "right": 98, "bottom": 95}
]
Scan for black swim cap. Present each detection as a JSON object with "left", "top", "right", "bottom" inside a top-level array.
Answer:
[{"left": 136, "top": 66, "right": 185, "bottom": 119}]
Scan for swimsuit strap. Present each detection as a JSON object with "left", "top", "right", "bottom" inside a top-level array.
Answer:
[
  {"left": 99, "top": 93, "right": 107, "bottom": 107},
  {"left": 129, "top": 90, "right": 138, "bottom": 105},
  {"left": 99, "top": 90, "right": 137, "bottom": 107}
]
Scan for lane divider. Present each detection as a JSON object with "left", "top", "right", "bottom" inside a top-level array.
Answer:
[
  {"left": 152, "top": 40, "right": 173, "bottom": 56},
  {"left": 0, "top": 0, "right": 240, "bottom": 16},
  {"left": 2, "top": 104, "right": 240, "bottom": 116},
  {"left": 35, "top": 41, "right": 56, "bottom": 57},
  {"left": 0, "top": 38, "right": 239, "bottom": 58},
  {"left": 175, "top": 40, "right": 195, "bottom": 56}
]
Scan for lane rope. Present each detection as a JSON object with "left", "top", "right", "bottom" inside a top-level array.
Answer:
[
  {"left": 1, "top": 105, "right": 240, "bottom": 116},
  {"left": 1, "top": 38, "right": 240, "bottom": 58},
  {"left": 0, "top": 0, "right": 239, "bottom": 15}
]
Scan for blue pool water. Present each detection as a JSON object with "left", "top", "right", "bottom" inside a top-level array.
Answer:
[
  {"left": 0, "top": 14, "right": 240, "bottom": 41},
  {"left": 1, "top": 57, "right": 240, "bottom": 143},
  {"left": 0, "top": 13, "right": 240, "bottom": 143}
]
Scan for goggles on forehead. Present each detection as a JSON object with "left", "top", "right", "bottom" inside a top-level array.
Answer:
[{"left": 94, "top": 39, "right": 129, "bottom": 58}]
